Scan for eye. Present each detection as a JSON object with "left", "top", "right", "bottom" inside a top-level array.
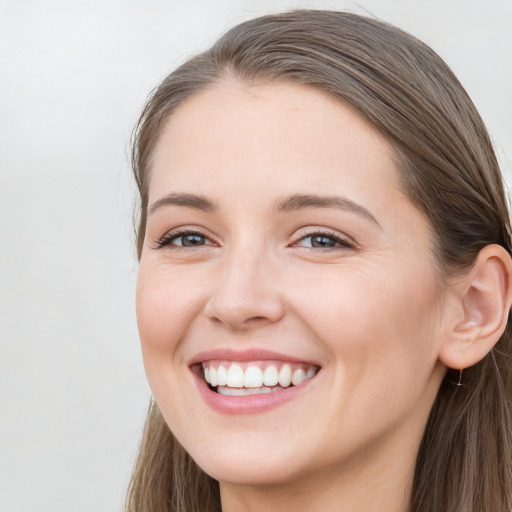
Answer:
[
  {"left": 153, "top": 229, "right": 215, "bottom": 249},
  {"left": 293, "top": 231, "right": 355, "bottom": 250},
  {"left": 173, "top": 233, "right": 210, "bottom": 247}
]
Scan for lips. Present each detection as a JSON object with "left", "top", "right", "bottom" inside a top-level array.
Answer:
[{"left": 190, "top": 350, "right": 321, "bottom": 411}]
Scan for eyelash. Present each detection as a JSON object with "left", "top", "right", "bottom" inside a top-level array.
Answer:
[
  {"left": 153, "top": 228, "right": 356, "bottom": 251},
  {"left": 292, "top": 230, "right": 356, "bottom": 250},
  {"left": 153, "top": 229, "right": 215, "bottom": 250}
]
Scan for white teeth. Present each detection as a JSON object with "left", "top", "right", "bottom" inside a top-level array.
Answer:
[
  {"left": 244, "top": 366, "right": 263, "bottom": 388},
  {"left": 278, "top": 364, "right": 292, "bottom": 387},
  {"left": 217, "top": 365, "right": 227, "bottom": 386},
  {"left": 291, "top": 368, "right": 306, "bottom": 386},
  {"left": 209, "top": 367, "right": 218, "bottom": 387},
  {"left": 202, "top": 362, "right": 319, "bottom": 390},
  {"left": 226, "top": 364, "right": 244, "bottom": 387},
  {"left": 263, "top": 366, "right": 279, "bottom": 386},
  {"left": 217, "top": 386, "right": 273, "bottom": 396}
]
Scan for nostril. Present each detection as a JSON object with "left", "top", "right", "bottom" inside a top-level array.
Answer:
[
  {"left": 206, "top": 300, "right": 284, "bottom": 330},
  {"left": 247, "top": 316, "right": 269, "bottom": 323},
  {"left": 212, "top": 315, "right": 273, "bottom": 330}
]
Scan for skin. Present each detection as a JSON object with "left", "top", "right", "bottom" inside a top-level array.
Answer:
[{"left": 136, "top": 82, "right": 458, "bottom": 512}]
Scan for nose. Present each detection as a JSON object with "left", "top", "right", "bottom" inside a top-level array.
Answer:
[{"left": 204, "top": 248, "right": 285, "bottom": 331}]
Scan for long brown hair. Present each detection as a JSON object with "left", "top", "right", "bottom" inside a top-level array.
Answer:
[{"left": 127, "top": 10, "right": 512, "bottom": 512}]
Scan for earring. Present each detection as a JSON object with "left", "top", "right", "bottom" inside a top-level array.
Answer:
[{"left": 449, "top": 368, "right": 465, "bottom": 387}]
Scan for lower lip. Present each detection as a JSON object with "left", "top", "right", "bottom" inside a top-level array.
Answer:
[{"left": 193, "top": 371, "right": 316, "bottom": 415}]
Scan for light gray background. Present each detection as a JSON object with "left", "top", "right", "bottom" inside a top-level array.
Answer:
[{"left": 1, "top": 1, "right": 510, "bottom": 511}]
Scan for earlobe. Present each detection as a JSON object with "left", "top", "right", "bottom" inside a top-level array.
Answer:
[{"left": 438, "top": 244, "right": 512, "bottom": 370}]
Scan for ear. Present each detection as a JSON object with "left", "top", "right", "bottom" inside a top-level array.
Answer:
[{"left": 438, "top": 244, "right": 512, "bottom": 370}]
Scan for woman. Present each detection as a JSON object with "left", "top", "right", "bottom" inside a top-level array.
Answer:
[{"left": 126, "top": 10, "right": 512, "bottom": 512}]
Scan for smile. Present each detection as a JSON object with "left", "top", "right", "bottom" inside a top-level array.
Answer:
[{"left": 202, "top": 360, "right": 319, "bottom": 396}]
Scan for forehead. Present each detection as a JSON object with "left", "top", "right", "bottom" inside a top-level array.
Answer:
[{"left": 149, "top": 81, "right": 399, "bottom": 202}]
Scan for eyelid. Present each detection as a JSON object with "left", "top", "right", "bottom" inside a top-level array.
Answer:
[
  {"left": 290, "top": 227, "right": 357, "bottom": 250},
  {"left": 152, "top": 226, "right": 219, "bottom": 250}
]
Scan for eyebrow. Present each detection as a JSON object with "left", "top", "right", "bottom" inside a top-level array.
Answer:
[
  {"left": 148, "top": 192, "right": 380, "bottom": 228},
  {"left": 274, "top": 194, "right": 381, "bottom": 227},
  {"left": 148, "top": 193, "right": 217, "bottom": 215}
]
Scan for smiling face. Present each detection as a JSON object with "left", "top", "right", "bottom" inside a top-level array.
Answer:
[{"left": 136, "top": 82, "right": 449, "bottom": 491}]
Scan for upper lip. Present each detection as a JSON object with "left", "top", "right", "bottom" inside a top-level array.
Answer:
[{"left": 188, "top": 348, "right": 321, "bottom": 367}]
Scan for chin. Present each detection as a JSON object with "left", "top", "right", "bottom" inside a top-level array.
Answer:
[
  {"left": 198, "top": 455, "right": 306, "bottom": 487},
  {"left": 177, "top": 430, "right": 313, "bottom": 487}
]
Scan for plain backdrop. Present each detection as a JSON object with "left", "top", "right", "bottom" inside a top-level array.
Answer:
[{"left": 0, "top": 1, "right": 510, "bottom": 510}]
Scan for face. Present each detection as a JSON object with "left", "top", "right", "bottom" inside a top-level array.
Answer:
[{"left": 137, "top": 82, "right": 448, "bottom": 488}]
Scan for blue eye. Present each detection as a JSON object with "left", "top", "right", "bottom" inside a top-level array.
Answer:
[
  {"left": 295, "top": 232, "right": 354, "bottom": 250},
  {"left": 154, "top": 230, "right": 214, "bottom": 249},
  {"left": 308, "top": 235, "right": 339, "bottom": 248},
  {"left": 172, "top": 233, "right": 208, "bottom": 247}
]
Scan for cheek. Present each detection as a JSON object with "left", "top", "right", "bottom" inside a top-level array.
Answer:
[
  {"left": 288, "top": 262, "right": 441, "bottom": 378},
  {"left": 136, "top": 264, "right": 205, "bottom": 359},
  {"left": 287, "top": 266, "right": 443, "bottom": 447},
  {"left": 135, "top": 264, "right": 207, "bottom": 422}
]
